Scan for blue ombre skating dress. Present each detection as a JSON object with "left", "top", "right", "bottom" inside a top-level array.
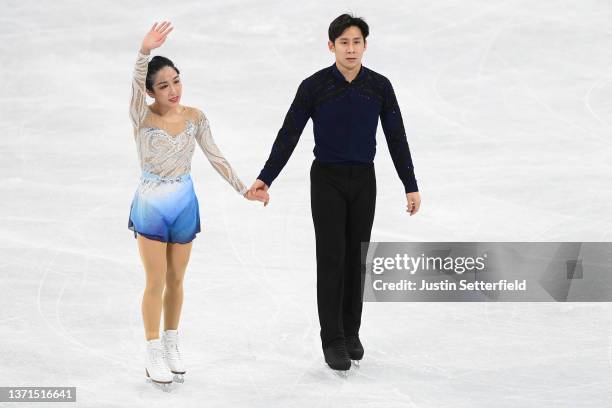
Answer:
[
  {"left": 128, "top": 50, "right": 248, "bottom": 244},
  {"left": 128, "top": 171, "right": 200, "bottom": 244}
]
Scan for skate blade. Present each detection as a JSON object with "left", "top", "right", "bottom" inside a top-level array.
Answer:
[
  {"left": 333, "top": 369, "right": 349, "bottom": 378},
  {"left": 152, "top": 382, "right": 173, "bottom": 392},
  {"left": 172, "top": 373, "right": 185, "bottom": 383},
  {"left": 324, "top": 363, "right": 350, "bottom": 377},
  {"left": 146, "top": 377, "right": 173, "bottom": 392},
  {"left": 145, "top": 369, "right": 173, "bottom": 391},
  {"left": 351, "top": 359, "right": 361, "bottom": 368}
]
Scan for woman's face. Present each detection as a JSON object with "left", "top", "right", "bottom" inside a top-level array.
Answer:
[{"left": 147, "top": 66, "right": 182, "bottom": 108}]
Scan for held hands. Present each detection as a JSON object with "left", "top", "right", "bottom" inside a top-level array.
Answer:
[
  {"left": 247, "top": 179, "right": 270, "bottom": 207},
  {"left": 244, "top": 188, "right": 270, "bottom": 206},
  {"left": 244, "top": 179, "right": 270, "bottom": 206},
  {"left": 141, "top": 21, "right": 174, "bottom": 54},
  {"left": 406, "top": 192, "right": 421, "bottom": 216}
]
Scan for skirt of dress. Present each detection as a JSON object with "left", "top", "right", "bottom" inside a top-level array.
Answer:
[{"left": 128, "top": 171, "right": 201, "bottom": 244}]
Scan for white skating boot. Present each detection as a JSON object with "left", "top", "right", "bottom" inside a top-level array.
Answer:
[
  {"left": 145, "top": 338, "right": 173, "bottom": 392},
  {"left": 162, "top": 329, "right": 186, "bottom": 383}
]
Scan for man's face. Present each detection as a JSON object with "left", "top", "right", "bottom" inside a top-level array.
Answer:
[{"left": 328, "top": 26, "right": 367, "bottom": 70}]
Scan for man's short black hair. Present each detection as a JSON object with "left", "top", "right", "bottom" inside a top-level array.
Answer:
[{"left": 328, "top": 13, "right": 369, "bottom": 43}]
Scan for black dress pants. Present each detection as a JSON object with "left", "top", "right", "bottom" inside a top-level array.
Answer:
[{"left": 310, "top": 159, "right": 376, "bottom": 348}]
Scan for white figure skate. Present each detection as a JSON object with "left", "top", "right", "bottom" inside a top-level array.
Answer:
[
  {"left": 145, "top": 338, "right": 173, "bottom": 392},
  {"left": 162, "top": 329, "right": 186, "bottom": 383}
]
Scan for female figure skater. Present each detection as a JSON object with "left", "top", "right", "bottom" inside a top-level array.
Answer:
[{"left": 128, "top": 21, "right": 268, "bottom": 391}]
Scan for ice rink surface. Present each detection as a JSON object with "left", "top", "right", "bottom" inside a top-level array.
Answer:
[{"left": 1, "top": 0, "right": 612, "bottom": 406}]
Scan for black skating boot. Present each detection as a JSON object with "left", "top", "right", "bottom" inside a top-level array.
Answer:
[
  {"left": 345, "top": 335, "right": 364, "bottom": 362},
  {"left": 323, "top": 339, "right": 351, "bottom": 371}
]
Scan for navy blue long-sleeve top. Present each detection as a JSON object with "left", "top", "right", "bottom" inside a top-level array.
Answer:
[{"left": 257, "top": 63, "right": 419, "bottom": 193}]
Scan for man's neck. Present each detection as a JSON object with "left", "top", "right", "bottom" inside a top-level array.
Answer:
[{"left": 335, "top": 61, "right": 361, "bottom": 83}]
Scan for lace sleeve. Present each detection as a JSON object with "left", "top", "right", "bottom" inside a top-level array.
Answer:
[
  {"left": 129, "top": 50, "right": 149, "bottom": 136},
  {"left": 195, "top": 111, "right": 248, "bottom": 196}
]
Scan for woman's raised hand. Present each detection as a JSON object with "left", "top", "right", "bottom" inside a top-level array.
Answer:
[{"left": 141, "top": 21, "right": 174, "bottom": 54}]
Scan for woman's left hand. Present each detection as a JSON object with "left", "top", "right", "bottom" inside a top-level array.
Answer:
[{"left": 244, "top": 189, "right": 270, "bottom": 206}]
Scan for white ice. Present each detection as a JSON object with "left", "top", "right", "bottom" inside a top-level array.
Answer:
[{"left": 1, "top": 0, "right": 612, "bottom": 407}]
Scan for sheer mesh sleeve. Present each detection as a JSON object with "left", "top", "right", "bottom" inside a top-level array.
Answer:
[
  {"left": 129, "top": 50, "right": 149, "bottom": 137},
  {"left": 195, "top": 110, "right": 248, "bottom": 196}
]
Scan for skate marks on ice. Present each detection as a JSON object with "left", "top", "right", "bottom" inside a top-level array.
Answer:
[{"left": 34, "top": 200, "right": 138, "bottom": 368}]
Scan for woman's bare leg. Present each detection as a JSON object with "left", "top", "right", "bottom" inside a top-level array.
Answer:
[
  {"left": 137, "top": 234, "right": 168, "bottom": 340},
  {"left": 163, "top": 241, "right": 193, "bottom": 330}
]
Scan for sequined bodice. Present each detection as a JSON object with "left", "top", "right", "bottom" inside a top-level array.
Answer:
[{"left": 129, "top": 50, "right": 247, "bottom": 195}]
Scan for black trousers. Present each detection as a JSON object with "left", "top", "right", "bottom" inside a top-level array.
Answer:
[{"left": 310, "top": 159, "right": 376, "bottom": 348}]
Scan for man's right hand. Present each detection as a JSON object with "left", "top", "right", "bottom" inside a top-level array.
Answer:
[{"left": 250, "top": 179, "right": 270, "bottom": 206}]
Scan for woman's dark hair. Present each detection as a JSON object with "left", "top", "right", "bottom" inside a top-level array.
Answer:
[
  {"left": 328, "top": 13, "right": 369, "bottom": 43},
  {"left": 145, "top": 56, "right": 180, "bottom": 92}
]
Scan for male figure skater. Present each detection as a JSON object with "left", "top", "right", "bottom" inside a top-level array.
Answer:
[{"left": 250, "top": 13, "right": 421, "bottom": 371}]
